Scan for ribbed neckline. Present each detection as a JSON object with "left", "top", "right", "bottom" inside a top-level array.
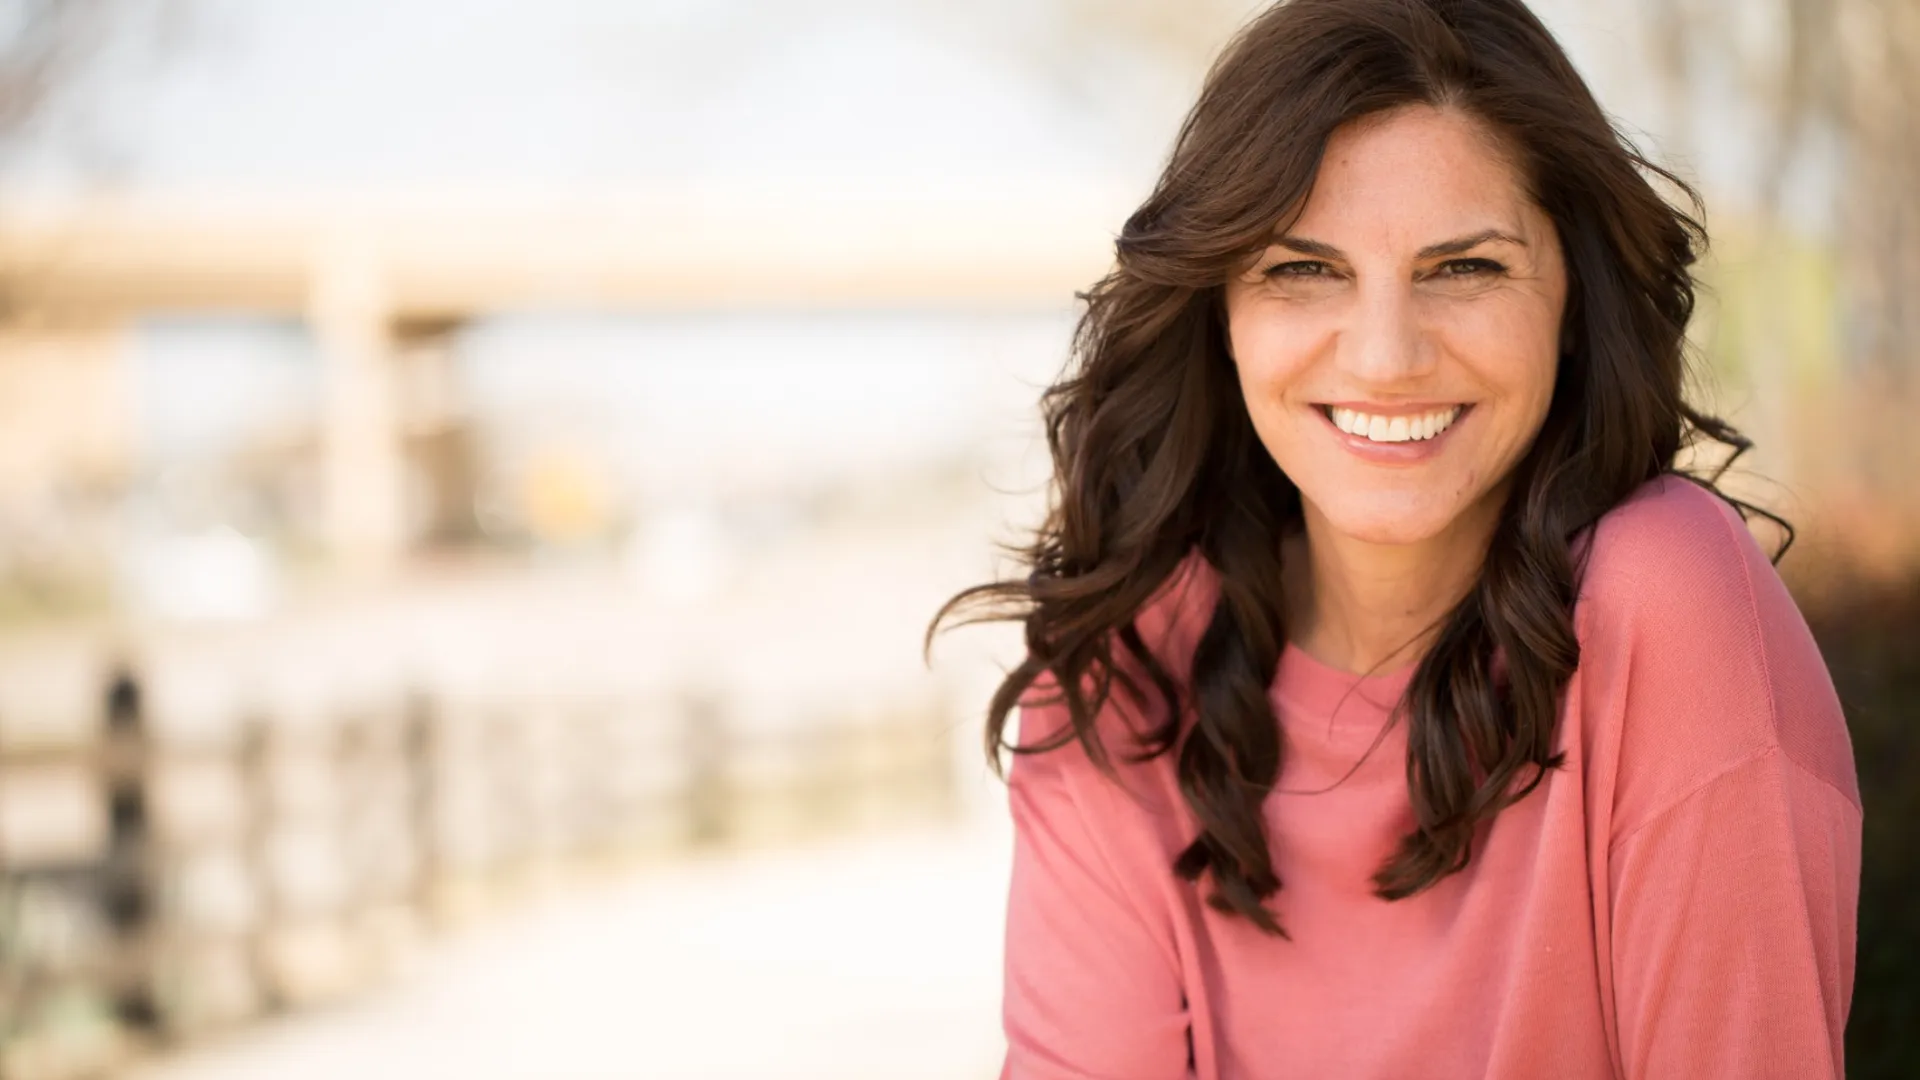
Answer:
[{"left": 1272, "top": 641, "right": 1417, "bottom": 725}]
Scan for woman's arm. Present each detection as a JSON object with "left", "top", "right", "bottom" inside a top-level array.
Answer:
[
  {"left": 1606, "top": 747, "right": 1859, "bottom": 1079},
  {"left": 1001, "top": 701, "right": 1192, "bottom": 1080},
  {"left": 1585, "top": 481, "right": 1861, "bottom": 1079}
]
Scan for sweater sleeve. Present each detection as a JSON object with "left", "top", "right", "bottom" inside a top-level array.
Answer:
[
  {"left": 1000, "top": 701, "right": 1191, "bottom": 1080},
  {"left": 1583, "top": 480, "right": 1862, "bottom": 1080},
  {"left": 1607, "top": 748, "right": 1860, "bottom": 1080}
]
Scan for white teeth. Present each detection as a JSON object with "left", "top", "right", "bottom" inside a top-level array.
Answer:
[{"left": 1329, "top": 405, "right": 1463, "bottom": 444}]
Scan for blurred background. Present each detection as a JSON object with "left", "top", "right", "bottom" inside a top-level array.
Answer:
[{"left": 0, "top": 1, "right": 1910, "bottom": 1077}]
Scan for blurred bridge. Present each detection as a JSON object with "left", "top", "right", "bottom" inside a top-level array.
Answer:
[{"left": 0, "top": 190, "right": 1124, "bottom": 575}]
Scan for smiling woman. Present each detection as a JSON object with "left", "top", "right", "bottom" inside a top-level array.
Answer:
[
  {"left": 1226, "top": 105, "right": 1566, "bottom": 588},
  {"left": 928, "top": 1, "right": 1861, "bottom": 1078}
]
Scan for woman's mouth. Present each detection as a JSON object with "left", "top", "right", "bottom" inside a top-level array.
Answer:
[{"left": 1320, "top": 404, "right": 1466, "bottom": 444}]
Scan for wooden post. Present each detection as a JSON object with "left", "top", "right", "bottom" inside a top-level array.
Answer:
[
  {"left": 401, "top": 692, "right": 441, "bottom": 923},
  {"left": 99, "top": 669, "right": 155, "bottom": 1033},
  {"left": 680, "top": 693, "right": 728, "bottom": 846},
  {"left": 234, "top": 717, "right": 277, "bottom": 1017}
]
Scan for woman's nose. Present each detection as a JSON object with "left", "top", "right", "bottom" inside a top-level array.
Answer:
[{"left": 1339, "top": 281, "right": 1435, "bottom": 383}]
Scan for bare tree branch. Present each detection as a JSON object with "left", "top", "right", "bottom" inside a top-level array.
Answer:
[{"left": 0, "top": 0, "right": 116, "bottom": 136}]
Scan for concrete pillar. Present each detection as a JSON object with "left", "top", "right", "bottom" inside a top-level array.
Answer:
[
  {"left": 309, "top": 235, "right": 405, "bottom": 578},
  {"left": 0, "top": 319, "right": 135, "bottom": 521}
]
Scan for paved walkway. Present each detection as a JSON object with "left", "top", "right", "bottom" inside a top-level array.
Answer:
[{"left": 126, "top": 817, "right": 1012, "bottom": 1080}]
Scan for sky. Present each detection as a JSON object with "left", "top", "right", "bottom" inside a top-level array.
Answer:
[
  {"left": 0, "top": 0, "right": 1831, "bottom": 230},
  {"left": 9, "top": 0, "right": 1837, "bottom": 485},
  {"left": 0, "top": 0, "right": 1160, "bottom": 198}
]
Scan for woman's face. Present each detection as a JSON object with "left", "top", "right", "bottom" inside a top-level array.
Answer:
[{"left": 1223, "top": 104, "right": 1568, "bottom": 552}]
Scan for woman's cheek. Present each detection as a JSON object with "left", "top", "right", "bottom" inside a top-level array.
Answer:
[{"left": 1234, "top": 317, "right": 1319, "bottom": 389}]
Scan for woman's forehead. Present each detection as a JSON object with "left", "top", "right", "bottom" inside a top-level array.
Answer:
[{"left": 1284, "top": 105, "right": 1548, "bottom": 249}]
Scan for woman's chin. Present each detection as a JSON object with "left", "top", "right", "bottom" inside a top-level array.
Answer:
[{"left": 1307, "top": 496, "right": 1465, "bottom": 549}]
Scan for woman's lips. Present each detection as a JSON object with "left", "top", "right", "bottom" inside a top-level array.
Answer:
[{"left": 1319, "top": 403, "right": 1472, "bottom": 464}]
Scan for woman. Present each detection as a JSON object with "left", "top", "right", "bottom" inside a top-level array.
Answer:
[{"left": 931, "top": 0, "right": 1861, "bottom": 1077}]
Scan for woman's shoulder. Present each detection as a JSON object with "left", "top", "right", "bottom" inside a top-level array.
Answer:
[
  {"left": 1132, "top": 549, "right": 1221, "bottom": 678},
  {"left": 1011, "top": 554, "right": 1213, "bottom": 802},
  {"left": 1574, "top": 473, "right": 1805, "bottom": 680},
  {"left": 1573, "top": 475, "right": 1858, "bottom": 822},
  {"left": 1578, "top": 474, "right": 1756, "bottom": 604},
  {"left": 1574, "top": 474, "right": 1805, "bottom": 652},
  {"left": 1018, "top": 549, "right": 1218, "bottom": 715}
]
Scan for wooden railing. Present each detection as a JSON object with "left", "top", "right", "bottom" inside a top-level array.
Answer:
[{"left": 0, "top": 646, "right": 960, "bottom": 1079}]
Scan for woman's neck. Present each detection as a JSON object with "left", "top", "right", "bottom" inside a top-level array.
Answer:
[{"left": 1282, "top": 494, "right": 1504, "bottom": 676}]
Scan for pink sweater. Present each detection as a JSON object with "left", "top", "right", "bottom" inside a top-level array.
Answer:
[{"left": 1001, "top": 477, "right": 1861, "bottom": 1080}]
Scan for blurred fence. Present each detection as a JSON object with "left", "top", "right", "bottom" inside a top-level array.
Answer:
[{"left": 0, "top": 607, "right": 960, "bottom": 1080}]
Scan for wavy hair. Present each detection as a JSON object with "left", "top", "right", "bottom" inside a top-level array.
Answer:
[{"left": 930, "top": 0, "right": 1783, "bottom": 935}]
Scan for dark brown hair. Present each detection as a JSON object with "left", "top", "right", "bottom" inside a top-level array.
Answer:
[{"left": 930, "top": 0, "right": 1780, "bottom": 935}]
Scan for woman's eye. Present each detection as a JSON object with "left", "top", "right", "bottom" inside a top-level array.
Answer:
[
  {"left": 1436, "top": 258, "right": 1505, "bottom": 277},
  {"left": 1264, "top": 260, "right": 1331, "bottom": 279}
]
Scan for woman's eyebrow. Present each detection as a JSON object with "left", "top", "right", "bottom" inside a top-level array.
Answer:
[
  {"left": 1271, "top": 235, "right": 1345, "bottom": 259},
  {"left": 1416, "top": 229, "right": 1528, "bottom": 259},
  {"left": 1270, "top": 228, "right": 1528, "bottom": 261}
]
